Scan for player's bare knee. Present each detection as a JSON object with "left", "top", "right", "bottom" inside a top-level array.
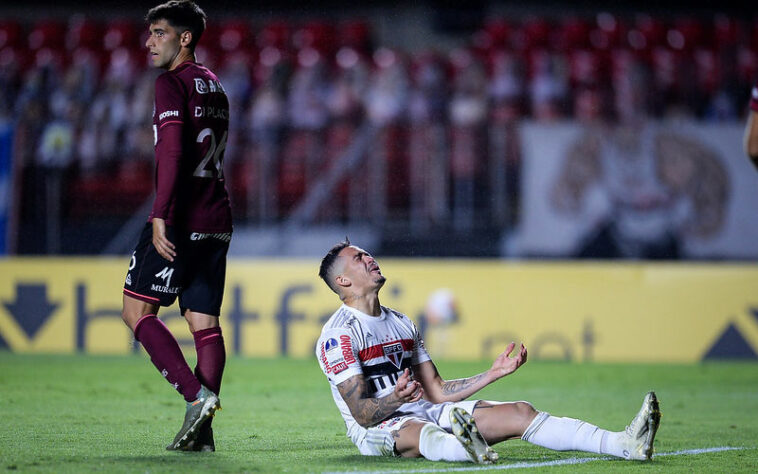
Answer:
[
  {"left": 514, "top": 401, "right": 538, "bottom": 430},
  {"left": 394, "top": 422, "right": 424, "bottom": 458},
  {"left": 120, "top": 305, "right": 140, "bottom": 331},
  {"left": 120, "top": 308, "right": 132, "bottom": 327}
]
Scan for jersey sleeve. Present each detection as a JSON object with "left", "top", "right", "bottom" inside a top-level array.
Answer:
[
  {"left": 151, "top": 73, "right": 186, "bottom": 220},
  {"left": 316, "top": 328, "right": 363, "bottom": 385},
  {"left": 154, "top": 73, "right": 186, "bottom": 129},
  {"left": 411, "top": 320, "right": 431, "bottom": 365}
]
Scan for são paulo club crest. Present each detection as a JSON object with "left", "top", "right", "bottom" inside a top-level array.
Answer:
[{"left": 383, "top": 342, "right": 404, "bottom": 369}]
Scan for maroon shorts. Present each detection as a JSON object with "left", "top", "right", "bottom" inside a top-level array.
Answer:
[{"left": 123, "top": 223, "right": 230, "bottom": 315}]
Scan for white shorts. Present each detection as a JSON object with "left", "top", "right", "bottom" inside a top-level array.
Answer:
[{"left": 357, "top": 399, "right": 486, "bottom": 456}]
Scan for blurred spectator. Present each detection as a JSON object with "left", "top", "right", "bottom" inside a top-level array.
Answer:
[
  {"left": 449, "top": 48, "right": 487, "bottom": 231},
  {"left": 327, "top": 47, "right": 368, "bottom": 122},
  {"left": 528, "top": 50, "right": 568, "bottom": 120},
  {"left": 288, "top": 48, "right": 329, "bottom": 130},
  {"left": 365, "top": 48, "right": 409, "bottom": 126},
  {"left": 36, "top": 103, "right": 78, "bottom": 254},
  {"left": 408, "top": 52, "right": 448, "bottom": 123},
  {"left": 489, "top": 50, "right": 525, "bottom": 114}
]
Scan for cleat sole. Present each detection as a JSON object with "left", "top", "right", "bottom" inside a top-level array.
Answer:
[{"left": 449, "top": 407, "right": 497, "bottom": 465}]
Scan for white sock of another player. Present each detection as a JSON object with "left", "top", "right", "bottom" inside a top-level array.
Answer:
[
  {"left": 418, "top": 423, "right": 475, "bottom": 462},
  {"left": 521, "top": 412, "right": 628, "bottom": 459}
]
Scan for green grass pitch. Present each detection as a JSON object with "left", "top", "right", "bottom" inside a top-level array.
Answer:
[{"left": 0, "top": 353, "right": 756, "bottom": 473}]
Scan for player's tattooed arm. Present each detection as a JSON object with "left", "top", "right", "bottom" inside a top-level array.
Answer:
[
  {"left": 415, "top": 346, "right": 527, "bottom": 404},
  {"left": 413, "top": 360, "right": 490, "bottom": 403},
  {"left": 337, "top": 376, "right": 403, "bottom": 428},
  {"left": 440, "top": 373, "right": 488, "bottom": 398}
]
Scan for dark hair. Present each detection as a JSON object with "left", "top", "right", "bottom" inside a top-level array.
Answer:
[
  {"left": 319, "top": 238, "right": 351, "bottom": 294},
  {"left": 146, "top": 0, "right": 206, "bottom": 50}
]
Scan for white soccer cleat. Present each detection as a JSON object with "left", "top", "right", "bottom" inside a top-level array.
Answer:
[
  {"left": 621, "top": 391, "right": 661, "bottom": 461},
  {"left": 449, "top": 407, "right": 499, "bottom": 464}
]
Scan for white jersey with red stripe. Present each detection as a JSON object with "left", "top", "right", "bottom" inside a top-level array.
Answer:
[{"left": 316, "top": 303, "right": 433, "bottom": 446}]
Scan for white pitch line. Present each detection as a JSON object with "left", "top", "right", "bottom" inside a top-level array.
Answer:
[{"left": 325, "top": 446, "right": 751, "bottom": 474}]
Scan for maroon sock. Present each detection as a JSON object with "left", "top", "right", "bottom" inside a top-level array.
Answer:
[
  {"left": 134, "top": 314, "right": 202, "bottom": 402},
  {"left": 192, "top": 327, "right": 226, "bottom": 395}
]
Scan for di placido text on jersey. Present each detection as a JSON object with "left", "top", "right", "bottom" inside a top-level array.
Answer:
[{"left": 194, "top": 106, "right": 228, "bottom": 119}]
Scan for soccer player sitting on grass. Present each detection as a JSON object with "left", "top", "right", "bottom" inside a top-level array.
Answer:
[{"left": 316, "top": 240, "right": 661, "bottom": 464}]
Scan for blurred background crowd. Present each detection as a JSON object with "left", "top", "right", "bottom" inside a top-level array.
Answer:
[{"left": 1, "top": 1, "right": 757, "bottom": 258}]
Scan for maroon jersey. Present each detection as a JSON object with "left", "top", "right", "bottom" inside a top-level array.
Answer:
[
  {"left": 751, "top": 82, "right": 758, "bottom": 113},
  {"left": 149, "top": 61, "right": 233, "bottom": 233}
]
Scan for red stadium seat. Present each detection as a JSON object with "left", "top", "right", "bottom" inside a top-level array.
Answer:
[
  {"left": 66, "top": 17, "right": 102, "bottom": 51},
  {"left": 103, "top": 20, "right": 139, "bottom": 52},
  {"left": 472, "top": 18, "right": 514, "bottom": 52},
  {"left": 589, "top": 12, "right": 627, "bottom": 52},
  {"left": 34, "top": 46, "right": 65, "bottom": 71},
  {"left": 278, "top": 130, "right": 311, "bottom": 213},
  {"left": 751, "top": 20, "right": 758, "bottom": 53},
  {"left": 0, "top": 20, "right": 23, "bottom": 49},
  {"left": 338, "top": 19, "right": 373, "bottom": 55},
  {"left": 692, "top": 47, "right": 720, "bottom": 94},
  {"left": 632, "top": 14, "right": 666, "bottom": 51},
  {"left": 668, "top": 17, "right": 706, "bottom": 51},
  {"left": 203, "top": 19, "right": 252, "bottom": 57},
  {"left": 0, "top": 46, "right": 30, "bottom": 75},
  {"left": 521, "top": 17, "right": 552, "bottom": 51},
  {"left": 712, "top": 15, "right": 743, "bottom": 50},
  {"left": 293, "top": 21, "right": 336, "bottom": 56},
  {"left": 567, "top": 49, "right": 602, "bottom": 87},
  {"left": 737, "top": 46, "right": 756, "bottom": 85},
  {"left": 28, "top": 19, "right": 66, "bottom": 51},
  {"left": 558, "top": 17, "right": 591, "bottom": 51},
  {"left": 257, "top": 20, "right": 290, "bottom": 51}
]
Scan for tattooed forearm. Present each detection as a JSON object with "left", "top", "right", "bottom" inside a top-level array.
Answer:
[
  {"left": 337, "top": 376, "right": 401, "bottom": 427},
  {"left": 440, "top": 373, "right": 487, "bottom": 398},
  {"left": 341, "top": 377, "right": 362, "bottom": 399},
  {"left": 357, "top": 396, "right": 401, "bottom": 426}
]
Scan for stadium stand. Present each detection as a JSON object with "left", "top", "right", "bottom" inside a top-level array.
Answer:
[{"left": 4, "top": 10, "right": 756, "bottom": 254}]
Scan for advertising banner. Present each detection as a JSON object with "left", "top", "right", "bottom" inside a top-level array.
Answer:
[
  {"left": 1, "top": 259, "right": 756, "bottom": 362},
  {"left": 508, "top": 121, "right": 758, "bottom": 260}
]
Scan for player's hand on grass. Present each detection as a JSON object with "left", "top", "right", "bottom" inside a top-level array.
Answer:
[
  {"left": 152, "top": 218, "right": 176, "bottom": 262},
  {"left": 394, "top": 369, "right": 424, "bottom": 404},
  {"left": 489, "top": 342, "right": 527, "bottom": 381}
]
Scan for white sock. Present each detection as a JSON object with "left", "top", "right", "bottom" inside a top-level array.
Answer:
[
  {"left": 521, "top": 412, "right": 628, "bottom": 458},
  {"left": 418, "top": 423, "right": 473, "bottom": 462}
]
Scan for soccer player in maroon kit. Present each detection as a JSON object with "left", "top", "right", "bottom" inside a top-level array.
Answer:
[{"left": 121, "top": 0, "right": 232, "bottom": 452}]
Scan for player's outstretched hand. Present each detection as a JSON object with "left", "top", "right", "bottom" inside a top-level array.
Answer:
[
  {"left": 152, "top": 218, "right": 176, "bottom": 262},
  {"left": 394, "top": 368, "right": 424, "bottom": 404},
  {"left": 489, "top": 342, "right": 527, "bottom": 380}
]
